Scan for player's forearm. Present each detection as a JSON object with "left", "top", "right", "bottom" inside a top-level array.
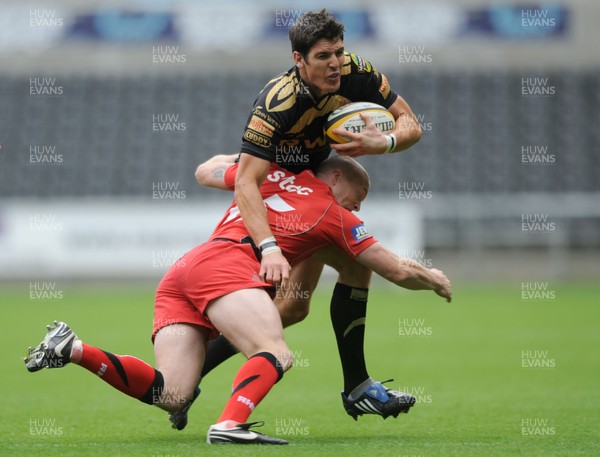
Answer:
[
  {"left": 234, "top": 180, "right": 274, "bottom": 245},
  {"left": 195, "top": 154, "right": 238, "bottom": 190},
  {"left": 234, "top": 153, "right": 274, "bottom": 245},
  {"left": 390, "top": 113, "right": 422, "bottom": 152},
  {"left": 358, "top": 243, "right": 436, "bottom": 290},
  {"left": 387, "top": 95, "right": 422, "bottom": 153},
  {"left": 386, "top": 255, "right": 439, "bottom": 291},
  {"left": 394, "top": 258, "right": 440, "bottom": 290}
]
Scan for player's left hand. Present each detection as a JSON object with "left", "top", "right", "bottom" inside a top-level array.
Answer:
[
  {"left": 330, "top": 113, "right": 389, "bottom": 157},
  {"left": 259, "top": 250, "right": 291, "bottom": 288}
]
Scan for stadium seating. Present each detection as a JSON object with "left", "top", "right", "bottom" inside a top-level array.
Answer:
[{"left": 2, "top": 71, "right": 597, "bottom": 199}]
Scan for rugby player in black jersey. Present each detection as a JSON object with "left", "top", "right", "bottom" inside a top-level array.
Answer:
[{"left": 177, "top": 9, "right": 424, "bottom": 429}]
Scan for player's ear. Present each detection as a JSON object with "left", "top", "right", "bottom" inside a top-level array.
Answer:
[
  {"left": 293, "top": 51, "right": 303, "bottom": 68},
  {"left": 332, "top": 169, "right": 342, "bottom": 184}
]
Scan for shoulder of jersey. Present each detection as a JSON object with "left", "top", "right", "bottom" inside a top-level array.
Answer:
[
  {"left": 262, "top": 68, "right": 302, "bottom": 113},
  {"left": 343, "top": 52, "right": 374, "bottom": 76}
]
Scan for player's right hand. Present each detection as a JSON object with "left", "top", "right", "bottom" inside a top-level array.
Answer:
[
  {"left": 259, "top": 250, "right": 291, "bottom": 288},
  {"left": 331, "top": 113, "right": 388, "bottom": 157},
  {"left": 430, "top": 268, "right": 452, "bottom": 303}
]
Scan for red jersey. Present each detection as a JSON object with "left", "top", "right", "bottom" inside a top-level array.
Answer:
[{"left": 209, "top": 164, "right": 377, "bottom": 265}]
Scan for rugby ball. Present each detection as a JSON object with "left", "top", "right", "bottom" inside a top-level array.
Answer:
[{"left": 324, "top": 102, "right": 395, "bottom": 144}]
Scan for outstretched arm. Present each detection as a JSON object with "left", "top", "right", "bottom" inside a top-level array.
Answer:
[
  {"left": 357, "top": 242, "right": 452, "bottom": 302},
  {"left": 195, "top": 154, "right": 238, "bottom": 190}
]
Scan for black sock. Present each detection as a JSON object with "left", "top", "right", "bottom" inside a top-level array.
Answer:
[
  {"left": 330, "top": 282, "right": 369, "bottom": 395},
  {"left": 200, "top": 334, "right": 239, "bottom": 378},
  {"left": 140, "top": 370, "right": 164, "bottom": 405}
]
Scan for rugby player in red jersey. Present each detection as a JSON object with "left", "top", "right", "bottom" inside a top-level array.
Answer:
[
  {"left": 198, "top": 9, "right": 424, "bottom": 423},
  {"left": 25, "top": 156, "right": 451, "bottom": 445}
]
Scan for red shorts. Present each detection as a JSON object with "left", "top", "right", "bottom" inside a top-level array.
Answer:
[{"left": 152, "top": 240, "right": 273, "bottom": 342}]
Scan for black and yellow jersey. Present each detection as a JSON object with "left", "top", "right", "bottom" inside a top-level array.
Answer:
[{"left": 240, "top": 52, "right": 398, "bottom": 173}]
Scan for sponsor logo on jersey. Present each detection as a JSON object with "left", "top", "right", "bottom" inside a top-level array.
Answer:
[
  {"left": 267, "top": 170, "right": 313, "bottom": 195},
  {"left": 351, "top": 54, "right": 372, "bottom": 73},
  {"left": 279, "top": 137, "right": 328, "bottom": 150},
  {"left": 244, "top": 129, "right": 272, "bottom": 148},
  {"left": 351, "top": 223, "right": 371, "bottom": 241},
  {"left": 222, "top": 193, "right": 295, "bottom": 224},
  {"left": 379, "top": 73, "right": 391, "bottom": 98},
  {"left": 248, "top": 115, "right": 275, "bottom": 138},
  {"left": 285, "top": 95, "right": 351, "bottom": 139},
  {"left": 252, "top": 106, "right": 281, "bottom": 128}
]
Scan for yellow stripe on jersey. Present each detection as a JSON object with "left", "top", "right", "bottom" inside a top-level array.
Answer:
[
  {"left": 287, "top": 95, "right": 351, "bottom": 134},
  {"left": 341, "top": 53, "right": 352, "bottom": 76},
  {"left": 265, "top": 73, "right": 298, "bottom": 113}
]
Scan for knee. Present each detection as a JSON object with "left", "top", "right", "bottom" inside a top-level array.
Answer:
[
  {"left": 281, "top": 305, "right": 309, "bottom": 327},
  {"left": 276, "top": 297, "right": 311, "bottom": 327},
  {"left": 336, "top": 262, "right": 372, "bottom": 287}
]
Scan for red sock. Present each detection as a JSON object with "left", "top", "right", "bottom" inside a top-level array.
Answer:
[
  {"left": 77, "top": 343, "right": 163, "bottom": 404},
  {"left": 218, "top": 352, "right": 283, "bottom": 424}
]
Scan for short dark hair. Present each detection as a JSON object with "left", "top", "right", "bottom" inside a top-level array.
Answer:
[
  {"left": 289, "top": 9, "right": 345, "bottom": 57},
  {"left": 317, "top": 155, "right": 370, "bottom": 194}
]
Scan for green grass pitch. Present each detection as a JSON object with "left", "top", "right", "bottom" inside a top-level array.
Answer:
[{"left": 1, "top": 281, "right": 598, "bottom": 456}]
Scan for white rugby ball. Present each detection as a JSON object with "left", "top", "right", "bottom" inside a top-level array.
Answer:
[{"left": 324, "top": 102, "right": 395, "bottom": 144}]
